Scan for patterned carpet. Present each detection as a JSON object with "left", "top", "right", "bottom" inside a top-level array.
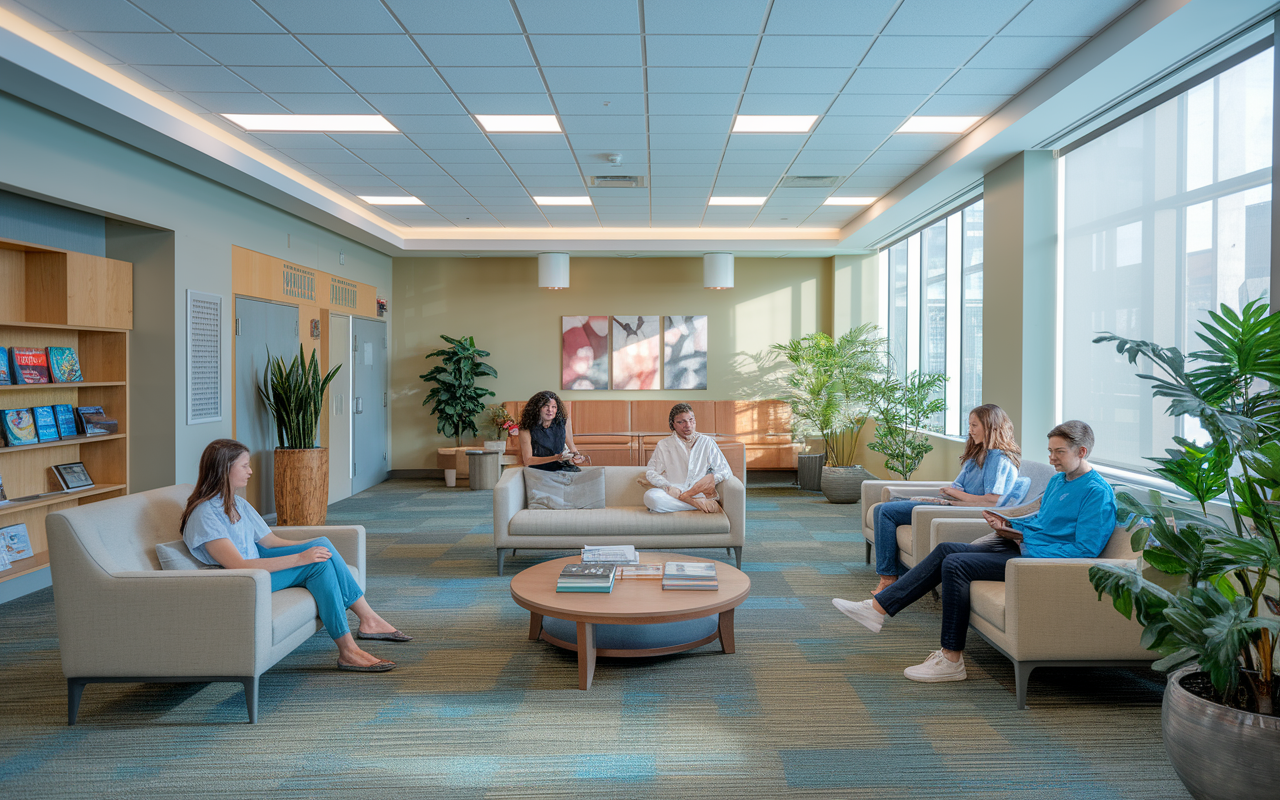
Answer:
[{"left": 0, "top": 477, "right": 1189, "bottom": 799}]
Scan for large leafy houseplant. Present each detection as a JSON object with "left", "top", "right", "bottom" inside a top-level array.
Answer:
[
  {"left": 258, "top": 345, "right": 341, "bottom": 449},
  {"left": 772, "top": 324, "right": 885, "bottom": 467},
  {"left": 1087, "top": 298, "right": 1279, "bottom": 716},
  {"left": 420, "top": 335, "right": 497, "bottom": 446},
  {"left": 866, "top": 369, "right": 947, "bottom": 480}
]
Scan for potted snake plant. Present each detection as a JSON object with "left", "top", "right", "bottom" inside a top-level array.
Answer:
[{"left": 258, "top": 345, "right": 341, "bottom": 526}]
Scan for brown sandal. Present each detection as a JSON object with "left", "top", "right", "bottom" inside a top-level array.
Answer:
[{"left": 337, "top": 658, "right": 396, "bottom": 672}]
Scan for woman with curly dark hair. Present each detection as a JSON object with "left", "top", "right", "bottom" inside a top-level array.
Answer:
[{"left": 517, "top": 390, "right": 585, "bottom": 472}]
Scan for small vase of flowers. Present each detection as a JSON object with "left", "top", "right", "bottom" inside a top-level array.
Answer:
[{"left": 484, "top": 406, "right": 518, "bottom": 452}]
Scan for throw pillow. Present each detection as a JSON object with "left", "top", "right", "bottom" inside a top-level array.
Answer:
[
  {"left": 525, "top": 467, "right": 606, "bottom": 510},
  {"left": 156, "top": 539, "right": 218, "bottom": 570}
]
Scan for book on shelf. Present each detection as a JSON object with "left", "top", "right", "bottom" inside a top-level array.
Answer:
[
  {"left": 1, "top": 409, "right": 38, "bottom": 446},
  {"left": 10, "top": 348, "right": 50, "bottom": 384},
  {"left": 662, "top": 561, "right": 719, "bottom": 591},
  {"left": 75, "top": 406, "right": 116, "bottom": 435},
  {"left": 46, "top": 347, "right": 84, "bottom": 383},
  {"left": 617, "top": 563, "right": 663, "bottom": 579},
  {"left": 53, "top": 462, "right": 94, "bottom": 491},
  {"left": 32, "top": 406, "right": 59, "bottom": 443},
  {"left": 53, "top": 404, "right": 78, "bottom": 439},
  {"left": 0, "top": 546, "right": 9, "bottom": 571},
  {"left": 0, "top": 346, "right": 9, "bottom": 385},
  {"left": 581, "top": 544, "right": 640, "bottom": 564},
  {"left": 0, "top": 472, "right": 7, "bottom": 504},
  {"left": 556, "top": 562, "right": 617, "bottom": 593},
  {"left": 1, "top": 522, "right": 33, "bottom": 561}
]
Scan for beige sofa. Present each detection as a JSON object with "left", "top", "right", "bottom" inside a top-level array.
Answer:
[
  {"left": 930, "top": 517, "right": 1154, "bottom": 708},
  {"left": 46, "top": 484, "right": 366, "bottom": 724},
  {"left": 493, "top": 466, "right": 745, "bottom": 575}
]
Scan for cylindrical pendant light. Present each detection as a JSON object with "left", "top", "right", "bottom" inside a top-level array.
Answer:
[
  {"left": 538, "top": 252, "right": 569, "bottom": 289},
  {"left": 703, "top": 252, "right": 734, "bottom": 289}
]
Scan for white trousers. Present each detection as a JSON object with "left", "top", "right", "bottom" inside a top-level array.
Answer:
[{"left": 643, "top": 487, "right": 698, "bottom": 513}]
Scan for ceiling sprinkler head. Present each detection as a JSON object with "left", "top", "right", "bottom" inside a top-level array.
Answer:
[{"left": 606, "top": 153, "right": 622, "bottom": 165}]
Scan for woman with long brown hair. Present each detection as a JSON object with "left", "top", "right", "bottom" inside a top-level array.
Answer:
[
  {"left": 181, "top": 439, "right": 408, "bottom": 672},
  {"left": 517, "top": 390, "right": 586, "bottom": 472}
]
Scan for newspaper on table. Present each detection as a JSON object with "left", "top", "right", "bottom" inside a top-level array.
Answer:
[{"left": 581, "top": 544, "right": 640, "bottom": 564}]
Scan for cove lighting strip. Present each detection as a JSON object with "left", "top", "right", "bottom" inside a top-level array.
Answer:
[{"left": 221, "top": 114, "right": 398, "bottom": 132}]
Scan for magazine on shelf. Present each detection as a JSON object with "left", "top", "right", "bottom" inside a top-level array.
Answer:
[
  {"left": 10, "top": 347, "right": 50, "bottom": 384},
  {"left": 1, "top": 522, "right": 33, "bottom": 561},
  {"left": 53, "top": 462, "right": 94, "bottom": 491},
  {"left": 53, "top": 404, "right": 78, "bottom": 439},
  {"left": 0, "top": 346, "right": 9, "bottom": 385},
  {"left": 32, "top": 406, "right": 60, "bottom": 443},
  {"left": 75, "top": 406, "right": 115, "bottom": 435},
  {"left": 0, "top": 547, "right": 9, "bottom": 571},
  {"left": 46, "top": 346, "right": 84, "bottom": 383},
  {"left": 1, "top": 409, "right": 38, "bottom": 446},
  {"left": 0, "top": 472, "right": 7, "bottom": 504}
]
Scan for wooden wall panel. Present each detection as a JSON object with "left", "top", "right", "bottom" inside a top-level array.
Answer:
[
  {"left": 66, "top": 253, "right": 132, "bottom": 329},
  {"left": 631, "top": 399, "right": 716, "bottom": 433},
  {"left": 0, "top": 248, "right": 25, "bottom": 322},
  {"left": 23, "top": 252, "right": 67, "bottom": 324},
  {"left": 570, "top": 399, "right": 630, "bottom": 434}
]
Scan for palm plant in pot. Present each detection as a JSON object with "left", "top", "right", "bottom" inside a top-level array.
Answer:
[
  {"left": 1087, "top": 298, "right": 1279, "bottom": 800},
  {"left": 866, "top": 369, "right": 948, "bottom": 480},
  {"left": 258, "top": 345, "right": 341, "bottom": 526},
  {"left": 420, "top": 335, "right": 497, "bottom": 446},
  {"left": 773, "top": 324, "right": 884, "bottom": 503}
]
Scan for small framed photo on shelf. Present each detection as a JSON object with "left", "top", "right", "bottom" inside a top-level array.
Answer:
[{"left": 52, "top": 462, "right": 94, "bottom": 492}]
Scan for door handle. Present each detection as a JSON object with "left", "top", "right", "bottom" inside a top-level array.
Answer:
[{"left": 354, "top": 397, "right": 363, "bottom": 414}]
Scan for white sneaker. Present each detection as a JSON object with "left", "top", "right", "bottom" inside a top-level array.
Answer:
[
  {"left": 904, "top": 650, "right": 967, "bottom": 682},
  {"left": 832, "top": 598, "right": 884, "bottom": 632}
]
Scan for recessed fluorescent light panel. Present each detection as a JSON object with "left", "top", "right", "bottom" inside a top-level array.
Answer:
[
  {"left": 897, "top": 116, "right": 981, "bottom": 133},
  {"left": 358, "top": 196, "right": 423, "bottom": 205},
  {"left": 475, "top": 115, "right": 562, "bottom": 133},
  {"left": 534, "top": 196, "right": 592, "bottom": 206},
  {"left": 732, "top": 115, "right": 818, "bottom": 133},
  {"left": 709, "top": 197, "right": 767, "bottom": 206},
  {"left": 823, "top": 197, "right": 879, "bottom": 206},
  {"left": 221, "top": 114, "right": 398, "bottom": 132}
]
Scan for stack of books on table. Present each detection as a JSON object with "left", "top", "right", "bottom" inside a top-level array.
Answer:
[
  {"left": 662, "top": 561, "right": 718, "bottom": 591},
  {"left": 556, "top": 563, "right": 617, "bottom": 593},
  {"left": 581, "top": 544, "right": 640, "bottom": 564},
  {"left": 617, "top": 563, "right": 663, "bottom": 579}
]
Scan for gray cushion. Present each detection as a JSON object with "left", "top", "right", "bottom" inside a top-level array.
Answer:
[
  {"left": 524, "top": 467, "right": 607, "bottom": 510},
  {"left": 155, "top": 539, "right": 217, "bottom": 570},
  {"left": 1018, "top": 461, "right": 1056, "bottom": 502}
]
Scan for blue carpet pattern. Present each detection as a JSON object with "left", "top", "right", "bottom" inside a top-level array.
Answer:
[{"left": 0, "top": 478, "right": 1189, "bottom": 798}]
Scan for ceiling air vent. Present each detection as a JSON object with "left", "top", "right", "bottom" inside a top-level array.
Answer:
[
  {"left": 779, "top": 175, "right": 842, "bottom": 188},
  {"left": 590, "top": 175, "right": 646, "bottom": 188}
]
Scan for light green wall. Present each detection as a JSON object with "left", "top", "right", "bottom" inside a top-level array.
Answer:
[
  {"left": 391, "top": 256, "right": 832, "bottom": 469},
  {"left": 0, "top": 91, "right": 394, "bottom": 487}
]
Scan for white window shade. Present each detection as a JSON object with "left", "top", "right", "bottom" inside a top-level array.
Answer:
[{"left": 187, "top": 290, "right": 222, "bottom": 425}]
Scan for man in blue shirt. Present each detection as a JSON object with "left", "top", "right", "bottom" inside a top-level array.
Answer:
[{"left": 833, "top": 420, "right": 1117, "bottom": 683}]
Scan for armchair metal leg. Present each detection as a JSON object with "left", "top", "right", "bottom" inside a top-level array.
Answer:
[
  {"left": 242, "top": 676, "right": 259, "bottom": 724},
  {"left": 864, "top": 541, "right": 872, "bottom": 564},
  {"left": 732, "top": 547, "right": 742, "bottom": 569},
  {"left": 1014, "top": 662, "right": 1033, "bottom": 710},
  {"left": 67, "top": 678, "right": 87, "bottom": 725},
  {"left": 496, "top": 548, "right": 507, "bottom": 576}
]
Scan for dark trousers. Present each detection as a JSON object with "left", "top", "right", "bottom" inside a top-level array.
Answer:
[{"left": 873, "top": 537, "right": 1021, "bottom": 652}]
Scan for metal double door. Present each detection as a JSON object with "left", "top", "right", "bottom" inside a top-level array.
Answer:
[
  {"left": 350, "top": 317, "right": 388, "bottom": 494},
  {"left": 234, "top": 297, "right": 299, "bottom": 515}
]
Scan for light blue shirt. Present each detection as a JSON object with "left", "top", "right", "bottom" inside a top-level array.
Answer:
[
  {"left": 951, "top": 450, "right": 1021, "bottom": 506},
  {"left": 183, "top": 494, "right": 271, "bottom": 566},
  {"left": 1009, "top": 470, "right": 1117, "bottom": 558}
]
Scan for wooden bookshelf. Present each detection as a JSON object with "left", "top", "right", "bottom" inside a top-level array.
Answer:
[{"left": 0, "top": 237, "right": 131, "bottom": 590}]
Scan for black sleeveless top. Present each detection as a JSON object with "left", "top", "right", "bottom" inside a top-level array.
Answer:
[{"left": 528, "top": 417, "right": 567, "bottom": 471}]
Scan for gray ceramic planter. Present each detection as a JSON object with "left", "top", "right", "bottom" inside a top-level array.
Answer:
[
  {"left": 1162, "top": 666, "right": 1280, "bottom": 800},
  {"left": 820, "top": 465, "right": 873, "bottom": 504}
]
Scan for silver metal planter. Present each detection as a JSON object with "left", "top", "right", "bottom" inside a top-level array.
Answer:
[
  {"left": 797, "top": 453, "right": 825, "bottom": 491},
  {"left": 1162, "top": 666, "right": 1280, "bottom": 800},
  {"left": 820, "top": 465, "right": 874, "bottom": 504}
]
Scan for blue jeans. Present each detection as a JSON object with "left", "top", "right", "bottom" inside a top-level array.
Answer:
[
  {"left": 873, "top": 538, "right": 1021, "bottom": 652},
  {"left": 256, "top": 537, "right": 364, "bottom": 640},
  {"left": 873, "top": 499, "right": 926, "bottom": 577}
]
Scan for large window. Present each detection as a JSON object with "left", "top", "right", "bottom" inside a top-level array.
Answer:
[
  {"left": 883, "top": 199, "right": 984, "bottom": 436},
  {"left": 1061, "top": 47, "right": 1272, "bottom": 471}
]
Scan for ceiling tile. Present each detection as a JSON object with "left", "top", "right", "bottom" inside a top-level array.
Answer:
[
  {"left": 566, "top": 133, "right": 648, "bottom": 150},
  {"left": 17, "top": 0, "right": 167, "bottom": 32},
  {"left": 331, "top": 67, "right": 449, "bottom": 93},
  {"left": 438, "top": 67, "right": 547, "bottom": 94},
  {"left": 442, "top": 163, "right": 516, "bottom": 176},
  {"left": 880, "top": 132, "right": 958, "bottom": 149},
  {"left": 543, "top": 67, "right": 644, "bottom": 94},
  {"left": 74, "top": 33, "right": 216, "bottom": 65},
  {"left": 365, "top": 94, "right": 468, "bottom": 115},
  {"left": 250, "top": 132, "right": 348, "bottom": 149},
  {"left": 851, "top": 165, "right": 914, "bottom": 178},
  {"left": 531, "top": 35, "right": 642, "bottom": 67},
  {"left": 805, "top": 133, "right": 889, "bottom": 149},
  {"left": 268, "top": 93, "right": 376, "bottom": 114},
  {"left": 511, "top": 164, "right": 583, "bottom": 176},
  {"left": 765, "top": 0, "right": 899, "bottom": 34},
  {"left": 714, "top": 177, "right": 779, "bottom": 188},
  {"left": 862, "top": 149, "right": 936, "bottom": 167},
  {"left": 814, "top": 115, "right": 902, "bottom": 135},
  {"left": 329, "top": 132, "right": 418, "bottom": 149},
  {"left": 378, "top": 163, "right": 449, "bottom": 177},
  {"left": 553, "top": 94, "right": 645, "bottom": 115},
  {"left": 746, "top": 67, "right": 850, "bottom": 94},
  {"left": 648, "top": 116, "right": 730, "bottom": 134},
  {"left": 181, "top": 92, "right": 287, "bottom": 113},
  {"left": 717, "top": 163, "right": 790, "bottom": 176},
  {"left": 560, "top": 116, "right": 647, "bottom": 134},
  {"left": 407, "top": 185, "right": 472, "bottom": 197},
  {"left": 298, "top": 35, "right": 429, "bottom": 67},
  {"left": 383, "top": 115, "right": 483, "bottom": 134},
  {"left": 254, "top": 0, "right": 402, "bottom": 34},
  {"left": 648, "top": 150, "right": 723, "bottom": 163},
  {"left": 843, "top": 68, "right": 950, "bottom": 94},
  {"left": 649, "top": 133, "right": 729, "bottom": 150},
  {"left": 970, "top": 36, "right": 1089, "bottom": 70},
  {"left": 384, "top": 0, "right": 521, "bottom": 34},
  {"left": 523, "top": 177, "right": 589, "bottom": 188},
  {"left": 647, "top": 94, "right": 740, "bottom": 115},
  {"left": 860, "top": 36, "right": 986, "bottom": 69},
  {"left": 399, "top": 176, "right": 470, "bottom": 188},
  {"left": 131, "top": 65, "right": 255, "bottom": 92},
  {"left": 835, "top": 176, "right": 896, "bottom": 189},
  {"left": 917, "top": 94, "right": 1010, "bottom": 116},
  {"left": 304, "top": 163, "right": 385, "bottom": 177},
  {"left": 487, "top": 134, "right": 571, "bottom": 150},
  {"left": 650, "top": 177, "right": 715, "bottom": 188},
  {"left": 515, "top": 0, "right": 642, "bottom": 34},
  {"left": 450, "top": 175, "right": 523, "bottom": 186},
  {"left": 644, "top": 35, "right": 758, "bottom": 67},
  {"left": 883, "top": 0, "right": 1026, "bottom": 36},
  {"left": 737, "top": 94, "right": 832, "bottom": 114},
  {"left": 414, "top": 35, "right": 535, "bottom": 67},
  {"left": 754, "top": 35, "right": 873, "bottom": 67},
  {"left": 184, "top": 34, "right": 321, "bottom": 67},
  {"left": 456, "top": 94, "right": 555, "bottom": 114},
  {"left": 49, "top": 32, "right": 122, "bottom": 64},
  {"left": 429, "top": 149, "right": 505, "bottom": 164},
  {"left": 649, "top": 164, "right": 718, "bottom": 176},
  {"left": 278, "top": 148, "right": 364, "bottom": 163},
  {"left": 647, "top": 68, "right": 747, "bottom": 94},
  {"left": 939, "top": 68, "right": 1045, "bottom": 95},
  {"left": 230, "top": 66, "right": 350, "bottom": 93},
  {"left": 726, "top": 134, "right": 807, "bottom": 151},
  {"left": 500, "top": 149, "right": 579, "bottom": 164},
  {"left": 1003, "top": 0, "right": 1136, "bottom": 38},
  {"left": 827, "top": 93, "right": 927, "bottom": 115},
  {"left": 644, "top": 0, "right": 770, "bottom": 34}
]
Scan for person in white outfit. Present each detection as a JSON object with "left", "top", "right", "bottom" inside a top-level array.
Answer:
[{"left": 643, "top": 403, "right": 732, "bottom": 513}]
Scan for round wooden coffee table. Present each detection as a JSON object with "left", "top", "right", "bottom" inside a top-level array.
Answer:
[{"left": 509, "top": 552, "right": 751, "bottom": 690}]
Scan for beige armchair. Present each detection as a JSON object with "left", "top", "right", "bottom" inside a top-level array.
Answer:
[
  {"left": 930, "top": 517, "right": 1155, "bottom": 708},
  {"left": 46, "top": 484, "right": 366, "bottom": 724}
]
